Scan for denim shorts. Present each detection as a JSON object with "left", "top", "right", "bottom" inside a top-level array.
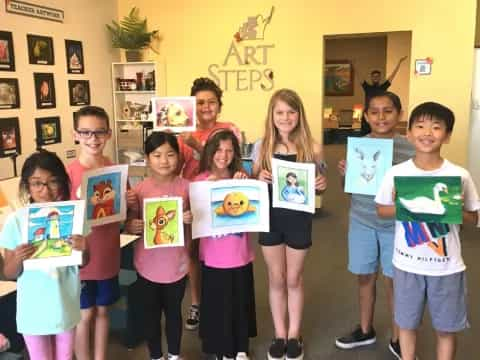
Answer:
[
  {"left": 394, "top": 267, "right": 468, "bottom": 332},
  {"left": 348, "top": 215, "right": 395, "bottom": 277}
]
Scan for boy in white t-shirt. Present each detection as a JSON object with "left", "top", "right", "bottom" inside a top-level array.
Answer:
[{"left": 375, "top": 102, "right": 480, "bottom": 360}]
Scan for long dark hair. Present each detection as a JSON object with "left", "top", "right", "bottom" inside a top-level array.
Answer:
[
  {"left": 19, "top": 150, "right": 71, "bottom": 204},
  {"left": 199, "top": 130, "right": 242, "bottom": 176}
]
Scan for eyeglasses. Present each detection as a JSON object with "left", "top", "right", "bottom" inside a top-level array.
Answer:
[
  {"left": 75, "top": 129, "right": 110, "bottom": 139},
  {"left": 28, "top": 179, "right": 61, "bottom": 191}
]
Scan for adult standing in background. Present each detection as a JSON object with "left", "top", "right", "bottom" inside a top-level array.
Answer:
[
  {"left": 178, "top": 77, "right": 242, "bottom": 331},
  {"left": 360, "top": 56, "right": 408, "bottom": 135}
]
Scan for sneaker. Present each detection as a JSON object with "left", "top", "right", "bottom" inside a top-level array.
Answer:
[
  {"left": 286, "top": 338, "right": 304, "bottom": 360},
  {"left": 267, "top": 338, "right": 286, "bottom": 360},
  {"left": 388, "top": 340, "right": 419, "bottom": 360},
  {"left": 185, "top": 304, "right": 200, "bottom": 330},
  {"left": 235, "top": 352, "right": 250, "bottom": 360},
  {"left": 335, "top": 325, "right": 376, "bottom": 349},
  {"left": 164, "top": 354, "right": 181, "bottom": 360},
  {"left": 388, "top": 340, "right": 401, "bottom": 359}
]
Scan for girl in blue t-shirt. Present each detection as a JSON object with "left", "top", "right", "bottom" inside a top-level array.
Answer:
[{"left": 0, "top": 150, "right": 87, "bottom": 360}]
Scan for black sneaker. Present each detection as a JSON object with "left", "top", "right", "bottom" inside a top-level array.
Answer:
[
  {"left": 267, "top": 338, "right": 286, "bottom": 360},
  {"left": 185, "top": 304, "right": 200, "bottom": 330},
  {"left": 335, "top": 325, "right": 376, "bottom": 349},
  {"left": 286, "top": 338, "right": 304, "bottom": 360},
  {"left": 388, "top": 339, "right": 419, "bottom": 360}
]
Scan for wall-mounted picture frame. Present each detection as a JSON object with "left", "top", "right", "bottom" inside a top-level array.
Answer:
[
  {"left": 0, "top": 78, "right": 20, "bottom": 109},
  {"left": 0, "top": 117, "right": 21, "bottom": 157},
  {"left": 34, "top": 73, "right": 56, "bottom": 109},
  {"left": 27, "top": 34, "right": 54, "bottom": 65},
  {"left": 35, "top": 116, "right": 61, "bottom": 147},
  {"left": 415, "top": 59, "right": 432, "bottom": 75},
  {"left": 68, "top": 80, "right": 90, "bottom": 106},
  {"left": 65, "top": 39, "right": 84, "bottom": 74},
  {"left": 0, "top": 31, "right": 15, "bottom": 71},
  {"left": 324, "top": 60, "right": 354, "bottom": 96}
]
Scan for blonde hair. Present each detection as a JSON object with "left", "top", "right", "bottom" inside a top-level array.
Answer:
[{"left": 259, "top": 89, "right": 315, "bottom": 171}]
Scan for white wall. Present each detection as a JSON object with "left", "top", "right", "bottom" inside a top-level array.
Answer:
[
  {"left": 0, "top": 0, "right": 118, "bottom": 178},
  {"left": 386, "top": 31, "right": 412, "bottom": 123}
]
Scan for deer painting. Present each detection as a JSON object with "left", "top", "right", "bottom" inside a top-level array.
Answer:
[{"left": 150, "top": 206, "right": 176, "bottom": 245}]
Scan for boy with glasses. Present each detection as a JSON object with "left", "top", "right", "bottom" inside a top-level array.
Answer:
[{"left": 67, "top": 106, "right": 126, "bottom": 360}]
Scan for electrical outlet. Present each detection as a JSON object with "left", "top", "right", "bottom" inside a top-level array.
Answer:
[{"left": 66, "top": 149, "right": 76, "bottom": 159}]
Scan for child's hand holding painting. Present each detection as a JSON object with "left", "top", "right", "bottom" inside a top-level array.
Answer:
[
  {"left": 126, "top": 219, "right": 144, "bottom": 235},
  {"left": 183, "top": 210, "right": 193, "bottom": 224},
  {"left": 337, "top": 160, "right": 346, "bottom": 177},
  {"left": 69, "top": 235, "right": 87, "bottom": 252},
  {"left": 13, "top": 243, "right": 36, "bottom": 262}
]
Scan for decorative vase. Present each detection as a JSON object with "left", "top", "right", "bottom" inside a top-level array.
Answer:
[{"left": 125, "top": 50, "right": 143, "bottom": 62}]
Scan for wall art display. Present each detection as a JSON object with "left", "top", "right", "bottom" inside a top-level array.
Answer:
[
  {"left": 81, "top": 165, "right": 128, "bottom": 226},
  {"left": 394, "top": 176, "right": 462, "bottom": 224},
  {"left": 65, "top": 39, "right": 84, "bottom": 74},
  {"left": 23, "top": 200, "right": 85, "bottom": 270},
  {"left": 0, "top": 78, "right": 20, "bottom": 109},
  {"left": 190, "top": 179, "right": 269, "bottom": 238},
  {"left": 0, "top": 117, "right": 21, "bottom": 157},
  {"left": 34, "top": 73, "right": 56, "bottom": 109},
  {"left": 68, "top": 80, "right": 90, "bottom": 106},
  {"left": 144, "top": 197, "right": 184, "bottom": 248},
  {"left": 0, "top": 31, "right": 15, "bottom": 71},
  {"left": 345, "top": 137, "right": 394, "bottom": 196},
  {"left": 27, "top": 34, "right": 54, "bottom": 65},
  {"left": 324, "top": 60, "right": 353, "bottom": 96},
  {"left": 35, "top": 116, "right": 61, "bottom": 146},
  {"left": 271, "top": 158, "right": 316, "bottom": 213},
  {"left": 151, "top": 96, "right": 196, "bottom": 133}
]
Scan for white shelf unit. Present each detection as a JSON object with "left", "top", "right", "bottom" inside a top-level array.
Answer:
[{"left": 111, "top": 62, "right": 156, "bottom": 175}]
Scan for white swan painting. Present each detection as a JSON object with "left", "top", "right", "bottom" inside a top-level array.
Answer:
[
  {"left": 399, "top": 182, "right": 448, "bottom": 215},
  {"left": 394, "top": 176, "right": 463, "bottom": 224}
]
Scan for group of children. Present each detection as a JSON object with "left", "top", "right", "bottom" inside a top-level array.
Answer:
[{"left": 0, "top": 74, "right": 478, "bottom": 360}]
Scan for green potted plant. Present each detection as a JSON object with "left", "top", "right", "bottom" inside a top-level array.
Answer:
[{"left": 106, "top": 7, "right": 160, "bottom": 62}]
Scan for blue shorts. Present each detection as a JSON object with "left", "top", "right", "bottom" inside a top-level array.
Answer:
[
  {"left": 348, "top": 216, "right": 395, "bottom": 277},
  {"left": 394, "top": 268, "right": 468, "bottom": 332},
  {"left": 80, "top": 276, "right": 120, "bottom": 309}
]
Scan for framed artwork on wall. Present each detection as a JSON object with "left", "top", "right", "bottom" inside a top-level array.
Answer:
[
  {"left": 68, "top": 80, "right": 90, "bottom": 106},
  {"left": 65, "top": 39, "right": 84, "bottom": 74},
  {"left": 324, "top": 60, "right": 354, "bottom": 96},
  {"left": 0, "top": 117, "right": 21, "bottom": 157},
  {"left": 0, "top": 78, "right": 20, "bottom": 109},
  {"left": 35, "top": 116, "right": 61, "bottom": 146},
  {"left": 27, "top": 34, "right": 54, "bottom": 65},
  {"left": 34, "top": 73, "right": 56, "bottom": 109},
  {"left": 0, "top": 31, "right": 15, "bottom": 71}
]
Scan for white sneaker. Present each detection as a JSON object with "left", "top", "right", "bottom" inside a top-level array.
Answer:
[
  {"left": 164, "top": 354, "right": 181, "bottom": 360},
  {"left": 236, "top": 352, "right": 250, "bottom": 360}
]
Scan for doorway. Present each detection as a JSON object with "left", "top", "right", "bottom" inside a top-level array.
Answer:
[{"left": 322, "top": 31, "right": 412, "bottom": 144}]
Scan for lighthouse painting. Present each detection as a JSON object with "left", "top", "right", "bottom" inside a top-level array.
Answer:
[{"left": 24, "top": 200, "right": 85, "bottom": 269}]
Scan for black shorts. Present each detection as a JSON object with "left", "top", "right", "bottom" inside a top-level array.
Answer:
[{"left": 258, "top": 231, "right": 312, "bottom": 250}]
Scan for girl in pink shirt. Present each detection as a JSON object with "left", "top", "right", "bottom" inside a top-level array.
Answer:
[
  {"left": 195, "top": 130, "right": 256, "bottom": 360},
  {"left": 126, "top": 132, "right": 192, "bottom": 360}
]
